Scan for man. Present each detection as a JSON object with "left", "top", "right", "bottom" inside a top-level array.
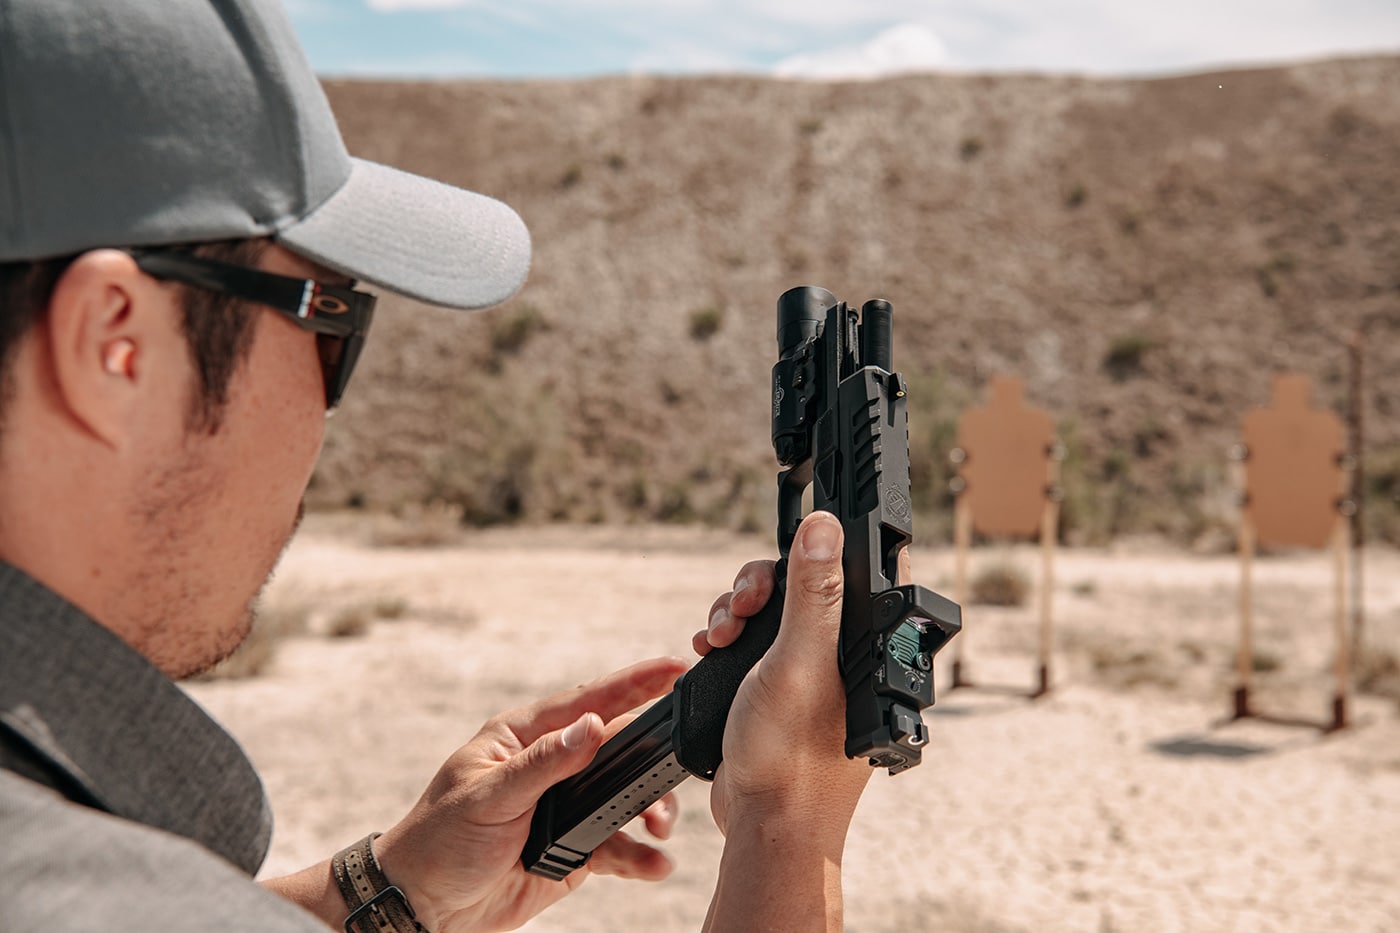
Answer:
[{"left": 0, "top": 1, "right": 872, "bottom": 930}]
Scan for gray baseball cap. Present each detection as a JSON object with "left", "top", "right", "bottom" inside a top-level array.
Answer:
[{"left": 0, "top": 0, "right": 530, "bottom": 310}]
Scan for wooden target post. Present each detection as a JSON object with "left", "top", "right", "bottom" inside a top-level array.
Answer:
[
  {"left": 950, "top": 376, "right": 1060, "bottom": 698},
  {"left": 1235, "top": 373, "right": 1352, "bottom": 732}
]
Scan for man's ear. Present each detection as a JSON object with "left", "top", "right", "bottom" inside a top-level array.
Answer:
[{"left": 44, "top": 250, "right": 184, "bottom": 448}]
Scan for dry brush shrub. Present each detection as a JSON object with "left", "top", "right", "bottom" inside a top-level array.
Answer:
[
  {"left": 190, "top": 599, "right": 312, "bottom": 681},
  {"left": 425, "top": 383, "right": 575, "bottom": 527},
  {"left": 1251, "top": 647, "right": 1285, "bottom": 673},
  {"left": 1364, "top": 446, "right": 1400, "bottom": 546},
  {"left": 1055, "top": 417, "right": 1161, "bottom": 546},
  {"left": 904, "top": 368, "right": 971, "bottom": 542},
  {"left": 487, "top": 303, "right": 549, "bottom": 369},
  {"left": 970, "top": 561, "right": 1031, "bottom": 607},
  {"left": 326, "top": 606, "right": 372, "bottom": 639},
  {"left": 372, "top": 596, "right": 409, "bottom": 620},
  {"left": 1100, "top": 650, "right": 1182, "bottom": 692},
  {"left": 687, "top": 305, "right": 724, "bottom": 341},
  {"left": 190, "top": 591, "right": 421, "bottom": 679},
  {"left": 1355, "top": 641, "right": 1400, "bottom": 708},
  {"left": 1062, "top": 631, "right": 1197, "bottom": 692},
  {"left": 326, "top": 595, "right": 415, "bottom": 639},
  {"left": 368, "top": 502, "right": 465, "bottom": 548}
]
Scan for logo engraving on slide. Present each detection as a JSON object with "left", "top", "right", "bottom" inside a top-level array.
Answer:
[{"left": 886, "top": 487, "right": 912, "bottom": 523}]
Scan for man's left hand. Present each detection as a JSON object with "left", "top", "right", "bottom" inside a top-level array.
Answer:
[{"left": 372, "top": 655, "right": 688, "bottom": 932}]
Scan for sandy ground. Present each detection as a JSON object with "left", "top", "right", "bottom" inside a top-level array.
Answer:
[{"left": 184, "top": 518, "right": 1400, "bottom": 932}]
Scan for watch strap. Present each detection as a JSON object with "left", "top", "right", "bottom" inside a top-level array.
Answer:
[{"left": 332, "top": 833, "right": 428, "bottom": 933}]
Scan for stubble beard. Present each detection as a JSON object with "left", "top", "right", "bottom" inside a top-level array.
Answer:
[
  {"left": 179, "top": 498, "right": 308, "bottom": 680},
  {"left": 127, "top": 452, "right": 308, "bottom": 681}
]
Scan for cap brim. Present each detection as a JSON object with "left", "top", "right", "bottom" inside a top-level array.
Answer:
[{"left": 277, "top": 157, "right": 530, "bottom": 310}]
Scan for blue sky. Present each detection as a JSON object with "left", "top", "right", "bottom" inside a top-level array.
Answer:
[{"left": 285, "top": 0, "right": 1400, "bottom": 80}]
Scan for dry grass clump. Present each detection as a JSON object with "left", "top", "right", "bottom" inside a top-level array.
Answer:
[
  {"left": 1061, "top": 628, "right": 1212, "bottom": 693},
  {"left": 326, "top": 596, "right": 411, "bottom": 638},
  {"left": 1082, "top": 642, "right": 1183, "bottom": 691},
  {"left": 687, "top": 306, "right": 724, "bottom": 341},
  {"left": 189, "top": 600, "right": 312, "bottom": 681},
  {"left": 190, "top": 593, "right": 418, "bottom": 679},
  {"left": 371, "top": 596, "right": 409, "bottom": 620},
  {"left": 367, "top": 503, "right": 465, "bottom": 548},
  {"left": 1355, "top": 642, "right": 1400, "bottom": 708},
  {"left": 326, "top": 607, "right": 373, "bottom": 639},
  {"left": 970, "top": 562, "right": 1031, "bottom": 607}
]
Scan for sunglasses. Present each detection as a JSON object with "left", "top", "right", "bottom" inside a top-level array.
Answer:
[{"left": 128, "top": 248, "right": 376, "bottom": 410}]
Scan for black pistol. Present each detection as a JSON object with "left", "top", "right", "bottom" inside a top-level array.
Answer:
[{"left": 521, "top": 286, "right": 962, "bottom": 881}]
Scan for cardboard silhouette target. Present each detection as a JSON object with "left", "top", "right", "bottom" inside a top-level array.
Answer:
[
  {"left": 1242, "top": 374, "right": 1346, "bottom": 549},
  {"left": 950, "top": 376, "right": 1059, "bottom": 698},
  {"left": 957, "top": 377, "right": 1056, "bottom": 538},
  {"left": 1235, "top": 373, "right": 1351, "bottom": 731}
]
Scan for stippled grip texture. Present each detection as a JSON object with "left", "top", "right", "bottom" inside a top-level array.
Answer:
[{"left": 673, "top": 579, "right": 786, "bottom": 779}]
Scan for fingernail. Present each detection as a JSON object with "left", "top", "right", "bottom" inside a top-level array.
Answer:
[
  {"left": 709, "top": 606, "right": 728, "bottom": 632},
  {"left": 800, "top": 515, "right": 841, "bottom": 560},
  {"left": 562, "top": 714, "right": 593, "bottom": 751},
  {"left": 733, "top": 576, "right": 752, "bottom": 597}
]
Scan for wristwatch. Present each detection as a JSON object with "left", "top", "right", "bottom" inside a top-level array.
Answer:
[{"left": 331, "top": 833, "right": 428, "bottom": 933}]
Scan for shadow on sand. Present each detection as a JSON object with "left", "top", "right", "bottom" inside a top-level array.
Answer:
[{"left": 1150, "top": 735, "right": 1272, "bottom": 759}]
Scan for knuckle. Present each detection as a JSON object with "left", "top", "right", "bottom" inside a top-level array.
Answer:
[{"left": 800, "top": 566, "right": 844, "bottom": 606}]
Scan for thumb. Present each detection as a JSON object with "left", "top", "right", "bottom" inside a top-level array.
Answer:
[
  {"left": 768, "top": 511, "right": 845, "bottom": 677},
  {"left": 494, "top": 712, "right": 605, "bottom": 815}
]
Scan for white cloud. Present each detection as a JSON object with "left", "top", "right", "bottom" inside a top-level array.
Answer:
[
  {"left": 337, "top": 0, "right": 1400, "bottom": 78},
  {"left": 773, "top": 22, "right": 948, "bottom": 79},
  {"left": 362, "top": 0, "right": 916, "bottom": 27},
  {"left": 885, "top": 0, "right": 1400, "bottom": 74},
  {"left": 365, "top": 0, "right": 482, "bottom": 10},
  {"left": 627, "top": 42, "right": 751, "bottom": 75}
]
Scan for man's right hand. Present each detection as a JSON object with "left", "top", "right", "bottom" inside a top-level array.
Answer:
[{"left": 702, "top": 511, "right": 873, "bottom": 931}]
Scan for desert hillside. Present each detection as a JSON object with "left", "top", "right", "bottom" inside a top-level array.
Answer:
[{"left": 308, "top": 59, "right": 1400, "bottom": 545}]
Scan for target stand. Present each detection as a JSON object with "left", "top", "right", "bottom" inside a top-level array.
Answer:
[
  {"left": 948, "top": 376, "right": 1061, "bottom": 699},
  {"left": 1234, "top": 373, "right": 1352, "bottom": 732}
]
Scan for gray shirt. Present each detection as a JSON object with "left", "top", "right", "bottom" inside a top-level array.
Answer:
[{"left": 0, "top": 562, "right": 326, "bottom": 930}]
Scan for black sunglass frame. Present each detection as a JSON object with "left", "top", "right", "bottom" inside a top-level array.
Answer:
[{"left": 127, "top": 248, "right": 376, "bottom": 410}]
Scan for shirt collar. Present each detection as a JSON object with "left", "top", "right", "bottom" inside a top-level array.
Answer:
[{"left": 0, "top": 562, "right": 271, "bottom": 875}]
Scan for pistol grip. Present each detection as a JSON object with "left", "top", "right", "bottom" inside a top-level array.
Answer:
[{"left": 673, "top": 581, "right": 785, "bottom": 779}]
